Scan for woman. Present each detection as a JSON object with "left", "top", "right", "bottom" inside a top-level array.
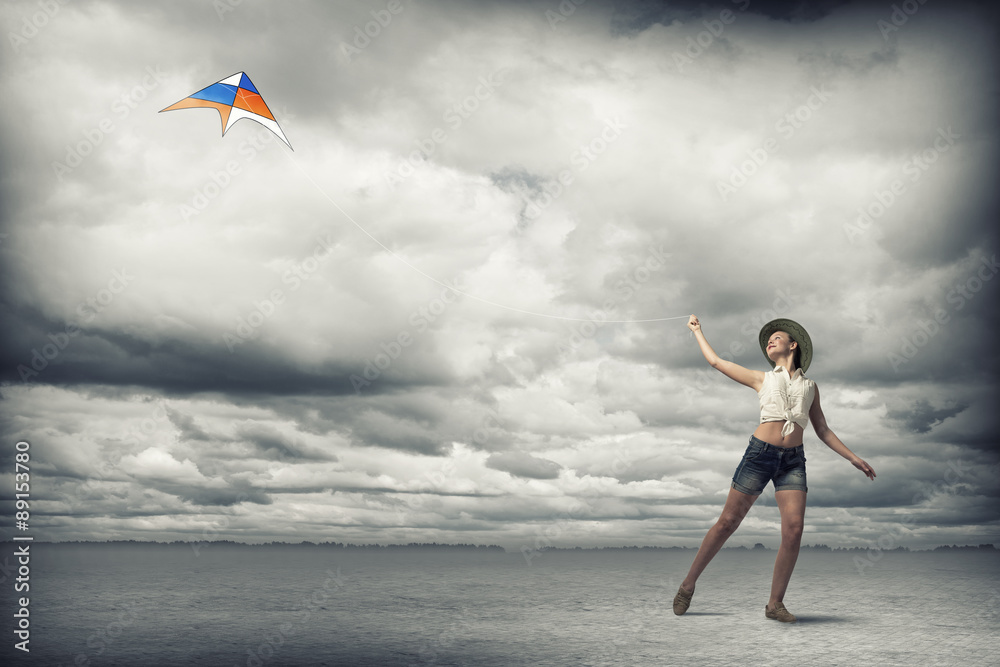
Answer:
[{"left": 672, "top": 315, "right": 876, "bottom": 623}]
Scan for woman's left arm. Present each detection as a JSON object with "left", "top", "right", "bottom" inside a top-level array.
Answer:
[{"left": 810, "top": 385, "right": 876, "bottom": 480}]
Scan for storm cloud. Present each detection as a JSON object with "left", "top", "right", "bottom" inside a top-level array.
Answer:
[{"left": 1, "top": 0, "right": 997, "bottom": 550}]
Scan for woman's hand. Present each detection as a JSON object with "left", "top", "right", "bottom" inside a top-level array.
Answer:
[
  {"left": 851, "top": 457, "right": 876, "bottom": 480},
  {"left": 687, "top": 314, "right": 701, "bottom": 333}
]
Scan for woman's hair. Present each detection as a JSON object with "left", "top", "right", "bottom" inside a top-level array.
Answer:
[{"left": 788, "top": 334, "right": 802, "bottom": 370}]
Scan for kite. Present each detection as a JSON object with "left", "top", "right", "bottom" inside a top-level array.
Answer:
[{"left": 161, "top": 71, "right": 292, "bottom": 150}]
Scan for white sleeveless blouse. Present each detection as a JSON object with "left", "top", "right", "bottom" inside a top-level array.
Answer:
[{"left": 758, "top": 366, "right": 816, "bottom": 437}]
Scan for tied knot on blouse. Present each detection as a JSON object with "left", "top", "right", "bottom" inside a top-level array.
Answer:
[{"left": 758, "top": 365, "right": 817, "bottom": 437}]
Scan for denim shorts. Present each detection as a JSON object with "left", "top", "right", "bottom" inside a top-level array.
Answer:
[{"left": 731, "top": 435, "right": 808, "bottom": 495}]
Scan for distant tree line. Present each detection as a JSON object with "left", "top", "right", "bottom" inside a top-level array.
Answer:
[
  {"left": 30, "top": 539, "right": 506, "bottom": 551},
  {"left": 10, "top": 540, "right": 996, "bottom": 552}
]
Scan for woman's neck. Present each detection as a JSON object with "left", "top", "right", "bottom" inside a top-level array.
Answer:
[{"left": 773, "top": 353, "right": 797, "bottom": 373}]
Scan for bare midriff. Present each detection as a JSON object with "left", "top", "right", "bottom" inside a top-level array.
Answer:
[{"left": 753, "top": 421, "right": 804, "bottom": 448}]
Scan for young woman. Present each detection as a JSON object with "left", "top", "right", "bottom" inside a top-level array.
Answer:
[{"left": 672, "top": 315, "right": 876, "bottom": 623}]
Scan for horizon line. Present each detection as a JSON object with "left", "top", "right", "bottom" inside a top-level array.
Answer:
[{"left": 2, "top": 539, "right": 996, "bottom": 552}]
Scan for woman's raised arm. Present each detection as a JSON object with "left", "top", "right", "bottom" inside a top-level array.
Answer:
[{"left": 688, "top": 314, "right": 763, "bottom": 391}]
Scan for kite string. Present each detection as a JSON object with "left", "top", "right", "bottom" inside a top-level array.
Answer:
[{"left": 281, "top": 150, "right": 689, "bottom": 324}]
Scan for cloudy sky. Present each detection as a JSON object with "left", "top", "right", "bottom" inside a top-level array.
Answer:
[{"left": 1, "top": 0, "right": 997, "bottom": 551}]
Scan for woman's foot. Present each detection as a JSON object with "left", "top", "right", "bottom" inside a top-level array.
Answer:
[
  {"left": 672, "top": 585, "right": 694, "bottom": 615},
  {"left": 765, "top": 601, "right": 797, "bottom": 623}
]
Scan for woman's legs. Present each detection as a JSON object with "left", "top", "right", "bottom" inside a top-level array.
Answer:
[
  {"left": 768, "top": 489, "right": 806, "bottom": 609},
  {"left": 680, "top": 486, "right": 759, "bottom": 592}
]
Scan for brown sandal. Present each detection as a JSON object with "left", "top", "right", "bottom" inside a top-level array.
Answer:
[
  {"left": 765, "top": 601, "right": 797, "bottom": 623},
  {"left": 672, "top": 586, "right": 693, "bottom": 615}
]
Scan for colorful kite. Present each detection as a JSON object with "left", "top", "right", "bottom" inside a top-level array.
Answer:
[{"left": 161, "top": 72, "right": 292, "bottom": 150}]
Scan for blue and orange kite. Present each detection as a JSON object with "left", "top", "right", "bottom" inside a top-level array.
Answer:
[{"left": 161, "top": 72, "right": 292, "bottom": 150}]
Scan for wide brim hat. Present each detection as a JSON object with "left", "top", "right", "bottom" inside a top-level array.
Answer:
[{"left": 759, "top": 318, "right": 813, "bottom": 374}]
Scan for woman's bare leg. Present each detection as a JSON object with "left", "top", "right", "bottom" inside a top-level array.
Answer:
[
  {"left": 768, "top": 489, "right": 806, "bottom": 608},
  {"left": 680, "top": 486, "right": 759, "bottom": 592}
]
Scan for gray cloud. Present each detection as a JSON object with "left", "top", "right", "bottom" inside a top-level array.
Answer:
[
  {"left": 0, "top": 0, "right": 997, "bottom": 549},
  {"left": 486, "top": 451, "right": 563, "bottom": 479},
  {"left": 886, "top": 398, "right": 969, "bottom": 434}
]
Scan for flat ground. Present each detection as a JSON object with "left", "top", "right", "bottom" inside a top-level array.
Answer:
[{"left": 2, "top": 545, "right": 996, "bottom": 666}]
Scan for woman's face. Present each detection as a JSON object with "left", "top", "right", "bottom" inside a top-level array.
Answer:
[{"left": 766, "top": 331, "right": 797, "bottom": 361}]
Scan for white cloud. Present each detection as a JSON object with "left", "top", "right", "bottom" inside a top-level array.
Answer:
[{"left": 119, "top": 447, "right": 209, "bottom": 485}]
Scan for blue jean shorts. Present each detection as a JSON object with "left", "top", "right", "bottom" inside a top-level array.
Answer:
[{"left": 731, "top": 435, "right": 808, "bottom": 495}]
